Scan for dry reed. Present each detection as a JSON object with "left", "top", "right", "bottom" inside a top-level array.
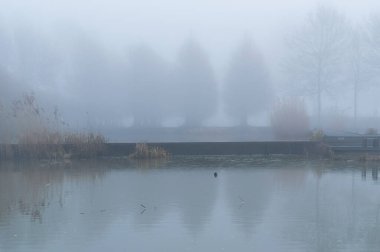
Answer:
[{"left": 129, "top": 143, "right": 169, "bottom": 159}]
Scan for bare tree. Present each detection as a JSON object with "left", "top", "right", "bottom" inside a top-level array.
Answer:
[
  {"left": 284, "top": 6, "right": 350, "bottom": 126},
  {"left": 367, "top": 15, "right": 380, "bottom": 69},
  {"left": 224, "top": 38, "right": 272, "bottom": 126},
  {"left": 347, "top": 26, "right": 373, "bottom": 131}
]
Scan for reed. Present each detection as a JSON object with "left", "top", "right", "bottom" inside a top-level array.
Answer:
[
  {"left": 129, "top": 143, "right": 169, "bottom": 159},
  {"left": 0, "top": 93, "right": 108, "bottom": 160},
  {"left": 1, "top": 130, "right": 107, "bottom": 160}
]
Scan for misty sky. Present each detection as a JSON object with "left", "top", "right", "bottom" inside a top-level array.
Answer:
[
  {"left": 3, "top": 0, "right": 380, "bottom": 70},
  {"left": 3, "top": 0, "right": 380, "bottom": 128}
]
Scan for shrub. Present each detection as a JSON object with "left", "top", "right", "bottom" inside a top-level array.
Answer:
[
  {"left": 311, "top": 129, "right": 325, "bottom": 141},
  {"left": 366, "top": 128, "right": 378, "bottom": 135},
  {"left": 271, "top": 98, "right": 310, "bottom": 140}
]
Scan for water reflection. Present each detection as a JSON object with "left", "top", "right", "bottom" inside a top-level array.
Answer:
[
  {"left": 224, "top": 168, "right": 273, "bottom": 235},
  {"left": 0, "top": 157, "right": 380, "bottom": 251}
]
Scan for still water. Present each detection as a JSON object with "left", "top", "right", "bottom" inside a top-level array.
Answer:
[{"left": 0, "top": 156, "right": 380, "bottom": 252}]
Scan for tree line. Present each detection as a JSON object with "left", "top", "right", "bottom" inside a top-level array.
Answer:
[
  {"left": 2, "top": 5, "right": 380, "bottom": 131},
  {"left": 0, "top": 29, "right": 272, "bottom": 128}
]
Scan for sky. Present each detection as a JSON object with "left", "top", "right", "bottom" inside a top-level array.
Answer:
[{"left": 3, "top": 0, "right": 380, "bottom": 69}]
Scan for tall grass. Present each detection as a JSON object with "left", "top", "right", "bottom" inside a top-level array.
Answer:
[
  {"left": 63, "top": 132, "right": 107, "bottom": 158},
  {"left": 0, "top": 93, "right": 107, "bottom": 160},
  {"left": 129, "top": 143, "right": 169, "bottom": 160},
  {"left": 16, "top": 131, "right": 106, "bottom": 160}
]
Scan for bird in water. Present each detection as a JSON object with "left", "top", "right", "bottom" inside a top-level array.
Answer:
[{"left": 214, "top": 172, "right": 218, "bottom": 178}]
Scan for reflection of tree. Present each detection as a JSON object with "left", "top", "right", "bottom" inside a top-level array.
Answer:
[
  {"left": 169, "top": 169, "right": 218, "bottom": 235},
  {"left": 279, "top": 163, "right": 380, "bottom": 251},
  {"left": 225, "top": 168, "right": 274, "bottom": 235},
  {"left": 121, "top": 169, "right": 174, "bottom": 229},
  {"left": 0, "top": 160, "right": 107, "bottom": 250},
  {"left": 118, "top": 165, "right": 218, "bottom": 235},
  {"left": 0, "top": 162, "right": 64, "bottom": 249},
  {"left": 3, "top": 158, "right": 380, "bottom": 251}
]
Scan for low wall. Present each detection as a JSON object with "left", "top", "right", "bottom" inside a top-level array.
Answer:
[
  {"left": 0, "top": 141, "right": 321, "bottom": 160},
  {"left": 104, "top": 141, "right": 318, "bottom": 156}
]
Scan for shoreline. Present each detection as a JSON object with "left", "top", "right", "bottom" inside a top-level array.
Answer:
[{"left": 1, "top": 141, "right": 380, "bottom": 161}]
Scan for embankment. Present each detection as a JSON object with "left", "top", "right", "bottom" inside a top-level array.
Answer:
[{"left": 0, "top": 141, "right": 327, "bottom": 160}]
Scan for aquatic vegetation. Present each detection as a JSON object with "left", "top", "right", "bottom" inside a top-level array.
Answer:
[
  {"left": 0, "top": 93, "right": 107, "bottom": 160},
  {"left": 15, "top": 131, "right": 107, "bottom": 160},
  {"left": 63, "top": 132, "right": 107, "bottom": 159}
]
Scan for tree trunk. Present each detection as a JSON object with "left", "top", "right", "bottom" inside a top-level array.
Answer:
[
  {"left": 240, "top": 115, "right": 248, "bottom": 128},
  {"left": 354, "top": 82, "right": 358, "bottom": 132},
  {"left": 317, "top": 82, "right": 321, "bottom": 128}
]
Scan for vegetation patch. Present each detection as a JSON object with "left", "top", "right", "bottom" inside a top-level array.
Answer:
[
  {"left": 2, "top": 131, "right": 107, "bottom": 160},
  {"left": 129, "top": 143, "right": 169, "bottom": 160},
  {"left": 0, "top": 93, "right": 107, "bottom": 161},
  {"left": 359, "top": 154, "right": 380, "bottom": 162}
]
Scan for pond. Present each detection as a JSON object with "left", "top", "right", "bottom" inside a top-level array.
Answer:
[{"left": 0, "top": 156, "right": 380, "bottom": 252}]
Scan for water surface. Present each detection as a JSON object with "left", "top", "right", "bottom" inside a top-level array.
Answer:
[{"left": 1, "top": 156, "right": 380, "bottom": 252}]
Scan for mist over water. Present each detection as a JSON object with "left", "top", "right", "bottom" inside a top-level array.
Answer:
[{"left": 1, "top": 157, "right": 380, "bottom": 252}]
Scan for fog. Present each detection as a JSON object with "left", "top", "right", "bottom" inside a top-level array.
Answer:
[{"left": 2, "top": 0, "right": 380, "bottom": 141}]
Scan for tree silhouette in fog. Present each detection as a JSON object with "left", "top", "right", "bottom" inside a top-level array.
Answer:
[
  {"left": 284, "top": 6, "right": 350, "bottom": 126},
  {"left": 126, "top": 45, "right": 169, "bottom": 127},
  {"left": 346, "top": 27, "right": 373, "bottom": 131},
  {"left": 175, "top": 39, "right": 217, "bottom": 127},
  {"left": 13, "top": 25, "right": 60, "bottom": 94},
  {"left": 66, "top": 30, "right": 124, "bottom": 127},
  {"left": 224, "top": 38, "right": 272, "bottom": 126},
  {"left": 0, "top": 22, "right": 13, "bottom": 73}
]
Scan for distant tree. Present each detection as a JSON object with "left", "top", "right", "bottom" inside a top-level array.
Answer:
[
  {"left": 67, "top": 32, "right": 110, "bottom": 98},
  {"left": 365, "top": 15, "right": 380, "bottom": 87},
  {"left": 175, "top": 39, "right": 218, "bottom": 127},
  {"left": 224, "top": 38, "right": 272, "bottom": 126},
  {"left": 0, "top": 23, "right": 31, "bottom": 101},
  {"left": 346, "top": 26, "right": 373, "bottom": 131},
  {"left": 0, "top": 68, "right": 19, "bottom": 103},
  {"left": 367, "top": 15, "right": 380, "bottom": 69},
  {"left": 0, "top": 22, "right": 13, "bottom": 72},
  {"left": 0, "top": 68, "right": 17, "bottom": 143},
  {"left": 65, "top": 30, "right": 126, "bottom": 127},
  {"left": 284, "top": 6, "right": 350, "bottom": 126},
  {"left": 13, "top": 25, "right": 60, "bottom": 91},
  {"left": 126, "top": 45, "right": 169, "bottom": 127}
]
